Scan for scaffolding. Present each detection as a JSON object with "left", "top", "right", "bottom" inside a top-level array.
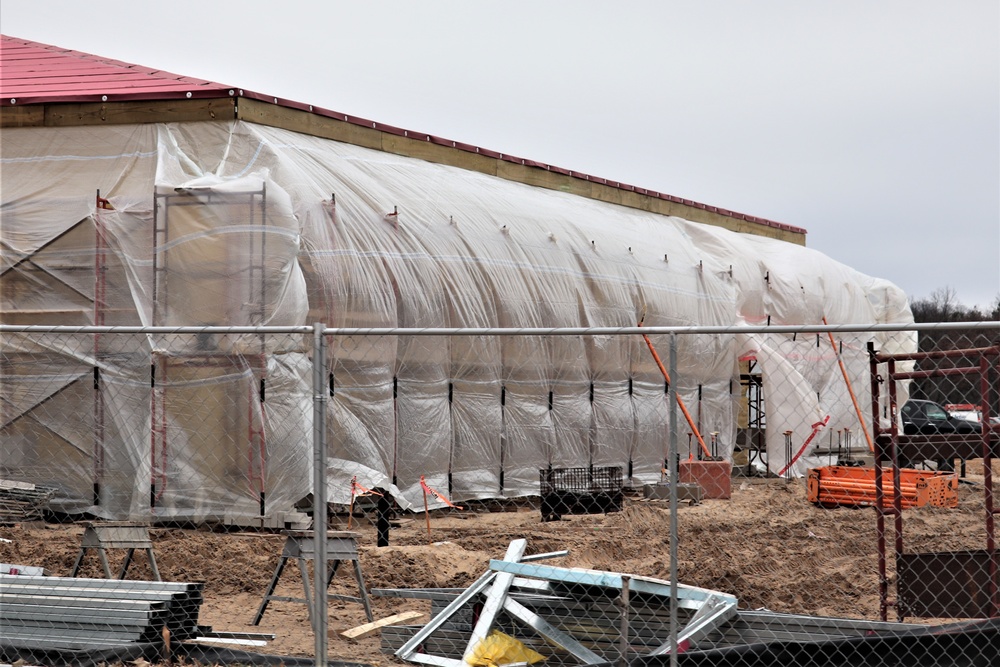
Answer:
[
  {"left": 146, "top": 186, "right": 272, "bottom": 518},
  {"left": 93, "top": 192, "right": 112, "bottom": 507},
  {"left": 737, "top": 361, "right": 766, "bottom": 475}
]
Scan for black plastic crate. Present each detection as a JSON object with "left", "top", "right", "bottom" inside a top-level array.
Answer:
[{"left": 539, "top": 466, "right": 623, "bottom": 521}]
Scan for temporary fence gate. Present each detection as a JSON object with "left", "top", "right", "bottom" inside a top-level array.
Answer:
[{"left": 869, "top": 341, "right": 1000, "bottom": 622}]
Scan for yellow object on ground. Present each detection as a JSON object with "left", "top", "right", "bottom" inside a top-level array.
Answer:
[{"left": 465, "top": 630, "right": 545, "bottom": 667}]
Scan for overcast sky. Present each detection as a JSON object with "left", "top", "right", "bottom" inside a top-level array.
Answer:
[{"left": 4, "top": 1, "right": 998, "bottom": 309}]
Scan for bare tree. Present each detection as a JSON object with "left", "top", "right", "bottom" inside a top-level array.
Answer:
[
  {"left": 930, "top": 286, "right": 959, "bottom": 319},
  {"left": 907, "top": 288, "right": 1000, "bottom": 404},
  {"left": 910, "top": 287, "right": 999, "bottom": 323}
]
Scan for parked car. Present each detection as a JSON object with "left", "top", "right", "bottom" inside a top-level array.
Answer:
[
  {"left": 901, "top": 399, "right": 981, "bottom": 435},
  {"left": 900, "top": 399, "right": 981, "bottom": 472}
]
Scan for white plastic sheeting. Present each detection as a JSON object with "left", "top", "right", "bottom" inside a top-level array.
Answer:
[{"left": 0, "top": 121, "right": 915, "bottom": 519}]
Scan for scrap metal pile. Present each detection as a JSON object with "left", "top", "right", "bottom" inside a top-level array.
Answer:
[
  {"left": 0, "top": 480, "right": 53, "bottom": 525},
  {"left": 373, "top": 539, "right": 991, "bottom": 666}
]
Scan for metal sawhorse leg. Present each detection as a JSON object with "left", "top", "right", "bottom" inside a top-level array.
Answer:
[
  {"left": 70, "top": 522, "right": 161, "bottom": 581},
  {"left": 252, "top": 530, "right": 373, "bottom": 626}
]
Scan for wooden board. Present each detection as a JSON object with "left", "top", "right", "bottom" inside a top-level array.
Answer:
[{"left": 340, "top": 610, "right": 426, "bottom": 639}]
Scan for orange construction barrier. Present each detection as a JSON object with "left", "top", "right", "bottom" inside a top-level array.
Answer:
[{"left": 807, "top": 465, "right": 957, "bottom": 509}]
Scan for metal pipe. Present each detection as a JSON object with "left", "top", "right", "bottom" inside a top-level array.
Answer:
[
  {"left": 640, "top": 324, "right": 712, "bottom": 459},
  {"left": 887, "top": 358, "right": 905, "bottom": 622},
  {"left": 869, "top": 341, "right": 890, "bottom": 622},
  {"left": 871, "top": 344, "right": 1000, "bottom": 363},
  {"left": 312, "top": 323, "right": 328, "bottom": 666},
  {"left": 891, "top": 366, "right": 987, "bottom": 380},
  {"left": 618, "top": 575, "right": 630, "bottom": 667},
  {"left": 4, "top": 322, "right": 999, "bottom": 337},
  {"left": 668, "top": 332, "right": 679, "bottom": 667},
  {"left": 822, "top": 318, "right": 874, "bottom": 452},
  {"left": 981, "top": 353, "right": 998, "bottom": 617}
]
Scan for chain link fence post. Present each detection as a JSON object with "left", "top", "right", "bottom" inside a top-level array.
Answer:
[
  {"left": 313, "top": 323, "right": 328, "bottom": 667},
  {"left": 668, "top": 331, "right": 680, "bottom": 667}
]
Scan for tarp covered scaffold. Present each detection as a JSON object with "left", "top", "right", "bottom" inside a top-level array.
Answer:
[{"left": 0, "top": 121, "right": 915, "bottom": 521}]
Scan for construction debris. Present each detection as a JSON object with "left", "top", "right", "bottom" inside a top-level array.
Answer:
[
  {"left": 376, "top": 538, "right": 981, "bottom": 666},
  {"left": 0, "top": 480, "right": 54, "bottom": 524},
  {"left": 1, "top": 563, "right": 48, "bottom": 576},
  {"left": 340, "top": 611, "right": 426, "bottom": 640},
  {"left": 382, "top": 538, "right": 740, "bottom": 665},
  {"left": 188, "top": 630, "right": 276, "bottom": 647}
]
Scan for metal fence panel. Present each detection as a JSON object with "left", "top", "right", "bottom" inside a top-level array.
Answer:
[{"left": 1, "top": 322, "right": 997, "bottom": 667}]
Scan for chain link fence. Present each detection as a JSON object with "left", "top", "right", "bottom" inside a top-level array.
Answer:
[{"left": 1, "top": 322, "right": 998, "bottom": 666}]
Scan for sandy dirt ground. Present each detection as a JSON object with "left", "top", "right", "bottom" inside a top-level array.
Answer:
[{"left": 2, "top": 468, "right": 998, "bottom": 665}]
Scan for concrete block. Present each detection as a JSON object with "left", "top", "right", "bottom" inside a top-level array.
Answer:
[{"left": 643, "top": 482, "right": 703, "bottom": 503}]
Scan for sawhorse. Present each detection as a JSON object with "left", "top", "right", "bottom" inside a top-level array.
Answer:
[
  {"left": 252, "top": 530, "right": 373, "bottom": 626},
  {"left": 70, "top": 522, "right": 161, "bottom": 581}
]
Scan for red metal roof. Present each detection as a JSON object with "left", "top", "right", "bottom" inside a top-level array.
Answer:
[
  {"left": 0, "top": 35, "right": 806, "bottom": 235},
  {"left": 0, "top": 35, "right": 236, "bottom": 103}
]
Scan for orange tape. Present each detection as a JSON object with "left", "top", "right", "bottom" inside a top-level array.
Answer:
[
  {"left": 351, "top": 475, "right": 383, "bottom": 498},
  {"left": 419, "top": 475, "right": 463, "bottom": 510}
]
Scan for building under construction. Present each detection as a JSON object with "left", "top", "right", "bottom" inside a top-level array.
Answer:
[{"left": 0, "top": 36, "right": 915, "bottom": 523}]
